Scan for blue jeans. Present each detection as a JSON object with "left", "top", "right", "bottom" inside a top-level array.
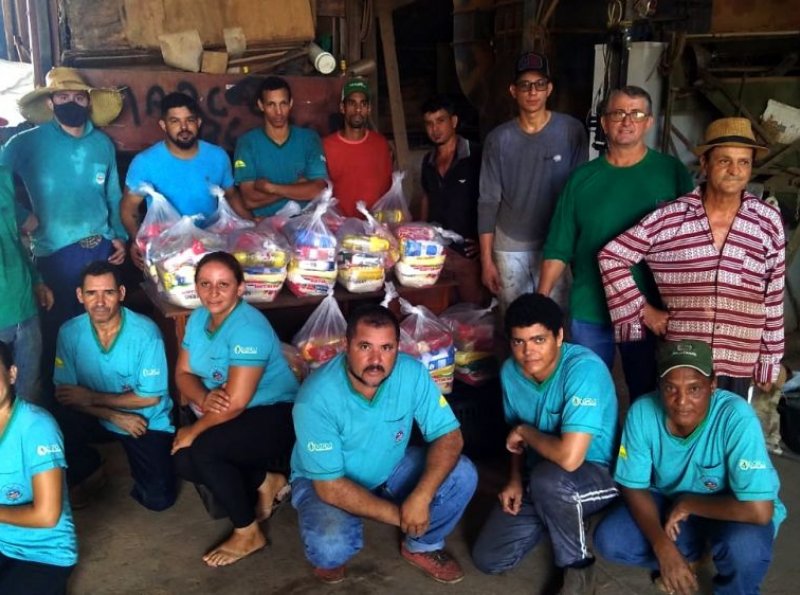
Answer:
[
  {"left": 569, "top": 319, "right": 658, "bottom": 400},
  {"left": 472, "top": 460, "right": 618, "bottom": 571},
  {"left": 594, "top": 493, "right": 774, "bottom": 595},
  {"left": 0, "top": 315, "right": 42, "bottom": 404},
  {"left": 493, "top": 249, "right": 571, "bottom": 314},
  {"left": 291, "top": 447, "right": 477, "bottom": 569}
]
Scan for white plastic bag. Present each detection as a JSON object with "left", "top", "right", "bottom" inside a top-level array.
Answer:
[
  {"left": 205, "top": 186, "right": 255, "bottom": 234},
  {"left": 283, "top": 189, "right": 338, "bottom": 296},
  {"left": 134, "top": 184, "right": 181, "bottom": 282},
  {"left": 441, "top": 299, "right": 499, "bottom": 386},
  {"left": 292, "top": 290, "right": 348, "bottom": 368},
  {"left": 398, "top": 297, "right": 455, "bottom": 394},
  {"left": 371, "top": 171, "right": 411, "bottom": 226}
]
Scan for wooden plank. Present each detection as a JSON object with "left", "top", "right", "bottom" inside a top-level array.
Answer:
[
  {"left": 711, "top": 0, "right": 800, "bottom": 33},
  {"left": 377, "top": 0, "right": 410, "bottom": 171}
]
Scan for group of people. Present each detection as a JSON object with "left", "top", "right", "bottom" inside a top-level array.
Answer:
[{"left": 0, "top": 46, "right": 787, "bottom": 595}]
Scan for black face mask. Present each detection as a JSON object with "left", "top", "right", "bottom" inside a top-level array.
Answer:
[{"left": 53, "top": 101, "right": 89, "bottom": 127}]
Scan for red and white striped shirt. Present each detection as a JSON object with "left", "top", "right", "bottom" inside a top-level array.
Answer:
[{"left": 599, "top": 188, "right": 785, "bottom": 383}]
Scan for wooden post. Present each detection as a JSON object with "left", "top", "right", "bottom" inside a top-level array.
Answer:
[{"left": 377, "top": 0, "right": 410, "bottom": 171}]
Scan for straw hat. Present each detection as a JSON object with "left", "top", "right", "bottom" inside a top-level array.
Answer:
[
  {"left": 692, "top": 117, "right": 768, "bottom": 160},
  {"left": 18, "top": 67, "right": 123, "bottom": 127}
]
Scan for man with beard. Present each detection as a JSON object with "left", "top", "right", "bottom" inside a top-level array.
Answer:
[
  {"left": 419, "top": 94, "right": 486, "bottom": 305},
  {"left": 53, "top": 261, "right": 176, "bottom": 511},
  {"left": 234, "top": 76, "right": 328, "bottom": 217},
  {"left": 290, "top": 304, "right": 477, "bottom": 585},
  {"left": 121, "top": 92, "right": 248, "bottom": 269},
  {"left": 1, "top": 67, "right": 127, "bottom": 401},
  {"left": 322, "top": 78, "right": 393, "bottom": 218}
]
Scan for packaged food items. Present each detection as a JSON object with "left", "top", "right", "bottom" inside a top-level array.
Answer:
[
  {"left": 441, "top": 300, "right": 499, "bottom": 386},
  {"left": 281, "top": 343, "right": 309, "bottom": 382},
  {"left": 292, "top": 291, "right": 347, "bottom": 369},
  {"left": 228, "top": 224, "right": 291, "bottom": 303},
  {"left": 282, "top": 190, "right": 338, "bottom": 297},
  {"left": 134, "top": 184, "right": 182, "bottom": 283},
  {"left": 393, "top": 223, "right": 461, "bottom": 288},
  {"left": 149, "top": 215, "right": 226, "bottom": 308},
  {"left": 205, "top": 186, "right": 255, "bottom": 234},
  {"left": 398, "top": 297, "right": 455, "bottom": 394},
  {"left": 370, "top": 171, "right": 411, "bottom": 226}
]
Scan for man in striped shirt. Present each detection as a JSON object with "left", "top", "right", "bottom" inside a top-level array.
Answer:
[{"left": 599, "top": 117, "right": 784, "bottom": 397}]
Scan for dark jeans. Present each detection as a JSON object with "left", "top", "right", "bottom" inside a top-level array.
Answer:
[
  {"left": 570, "top": 319, "right": 658, "bottom": 400},
  {"left": 594, "top": 493, "right": 774, "bottom": 595},
  {"left": 173, "top": 402, "right": 294, "bottom": 528},
  {"left": 716, "top": 376, "right": 752, "bottom": 399},
  {"left": 0, "top": 553, "right": 73, "bottom": 595},
  {"left": 472, "top": 460, "right": 618, "bottom": 571},
  {"left": 55, "top": 405, "right": 176, "bottom": 511}
]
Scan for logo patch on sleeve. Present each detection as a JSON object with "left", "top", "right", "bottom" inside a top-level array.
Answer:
[
  {"left": 234, "top": 159, "right": 246, "bottom": 169},
  {"left": 618, "top": 444, "right": 628, "bottom": 460},
  {"left": 54, "top": 356, "right": 64, "bottom": 368},
  {"left": 438, "top": 395, "right": 448, "bottom": 408}
]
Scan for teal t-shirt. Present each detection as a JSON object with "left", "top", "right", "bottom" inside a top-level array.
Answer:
[
  {"left": 182, "top": 301, "right": 298, "bottom": 408},
  {"left": 543, "top": 149, "right": 694, "bottom": 324},
  {"left": 0, "top": 399, "right": 78, "bottom": 567},
  {"left": 616, "top": 389, "right": 786, "bottom": 531},
  {"left": 500, "top": 342, "right": 618, "bottom": 473},
  {"left": 291, "top": 353, "right": 460, "bottom": 489},
  {"left": 233, "top": 125, "right": 328, "bottom": 217},
  {"left": 125, "top": 140, "right": 234, "bottom": 220},
  {"left": 54, "top": 308, "right": 174, "bottom": 434},
  {"left": 0, "top": 119, "right": 126, "bottom": 256}
]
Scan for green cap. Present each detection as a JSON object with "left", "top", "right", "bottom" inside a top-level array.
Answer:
[
  {"left": 342, "top": 78, "right": 370, "bottom": 101},
  {"left": 657, "top": 340, "right": 713, "bottom": 378}
]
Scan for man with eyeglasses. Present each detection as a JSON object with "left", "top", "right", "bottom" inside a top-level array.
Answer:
[
  {"left": 599, "top": 118, "right": 784, "bottom": 398},
  {"left": 121, "top": 92, "right": 250, "bottom": 270},
  {"left": 539, "top": 86, "right": 693, "bottom": 400},
  {"left": 478, "top": 52, "right": 587, "bottom": 313},
  {"left": 323, "top": 78, "right": 393, "bottom": 218}
]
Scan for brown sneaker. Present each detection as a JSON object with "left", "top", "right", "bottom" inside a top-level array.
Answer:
[
  {"left": 400, "top": 545, "right": 464, "bottom": 584},
  {"left": 313, "top": 565, "right": 346, "bottom": 584}
]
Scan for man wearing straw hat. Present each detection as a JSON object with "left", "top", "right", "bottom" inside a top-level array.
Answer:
[
  {"left": 599, "top": 117, "right": 784, "bottom": 398},
  {"left": 0, "top": 67, "right": 127, "bottom": 398}
]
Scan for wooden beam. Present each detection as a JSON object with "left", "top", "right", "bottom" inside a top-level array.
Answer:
[{"left": 377, "top": 0, "right": 409, "bottom": 171}]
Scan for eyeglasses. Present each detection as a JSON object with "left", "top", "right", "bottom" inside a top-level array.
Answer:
[
  {"left": 605, "top": 109, "right": 650, "bottom": 122},
  {"left": 515, "top": 79, "right": 550, "bottom": 93}
]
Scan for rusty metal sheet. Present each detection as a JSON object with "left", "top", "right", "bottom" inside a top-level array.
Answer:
[
  {"left": 711, "top": 0, "right": 800, "bottom": 33},
  {"left": 78, "top": 69, "right": 344, "bottom": 153}
]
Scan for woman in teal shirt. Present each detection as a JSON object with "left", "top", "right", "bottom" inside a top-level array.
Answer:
[
  {"left": 172, "top": 252, "right": 298, "bottom": 567},
  {"left": 0, "top": 341, "right": 77, "bottom": 594}
]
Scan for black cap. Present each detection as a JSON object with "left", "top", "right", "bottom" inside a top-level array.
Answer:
[{"left": 515, "top": 52, "right": 550, "bottom": 80}]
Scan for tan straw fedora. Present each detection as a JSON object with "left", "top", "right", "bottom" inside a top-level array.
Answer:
[
  {"left": 18, "top": 67, "right": 123, "bottom": 127},
  {"left": 692, "top": 117, "right": 768, "bottom": 160}
]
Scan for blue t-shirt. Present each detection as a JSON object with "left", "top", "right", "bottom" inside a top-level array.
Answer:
[
  {"left": 0, "top": 119, "right": 126, "bottom": 256},
  {"left": 125, "top": 140, "right": 234, "bottom": 220},
  {"left": 616, "top": 389, "right": 786, "bottom": 531},
  {"left": 182, "top": 301, "right": 298, "bottom": 408},
  {"left": 0, "top": 399, "right": 78, "bottom": 567},
  {"left": 500, "top": 342, "right": 618, "bottom": 473},
  {"left": 233, "top": 125, "right": 328, "bottom": 217},
  {"left": 291, "top": 353, "right": 460, "bottom": 490},
  {"left": 54, "top": 308, "right": 174, "bottom": 434}
]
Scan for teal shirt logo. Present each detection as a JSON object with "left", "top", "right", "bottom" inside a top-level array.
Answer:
[
  {"left": 571, "top": 396, "right": 597, "bottom": 407},
  {"left": 738, "top": 459, "right": 767, "bottom": 471},
  {"left": 307, "top": 441, "right": 334, "bottom": 452}
]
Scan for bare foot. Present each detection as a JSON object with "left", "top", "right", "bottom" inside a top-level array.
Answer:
[
  {"left": 202, "top": 523, "right": 267, "bottom": 567},
  {"left": 255, "top": 472, "right": 289, "bottom": 521}
]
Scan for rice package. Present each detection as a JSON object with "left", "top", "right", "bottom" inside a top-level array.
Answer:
[
  {"left": 228, "top": 222, "right": 290, "bottom": 303},
  {"left": 281, "top": 343, "right": 309, "bottom": 382},
  {"left": 205, "top": 186, "right": 255, "bottom": 234},
  {"left": 441, "top": 300, "right": 499, "bottom": 386},
  {"left": 292, "top": 291, "right": 348, "bottom": 369},
  {"left": 149, "top": 215, "right": 226, "bottom": 308},
  {"left": 134, "top": 184, "right": 181, "bottom": 282},
  {"left": 336, "top": 202, "right": 399, "bottom": 293},
  {"left": 398, "top": 297, "right": 455, "bottom": 394},
  {"left": 371, "top": 171, "right": 411, "bottom": 226},
  {"left": 283, "top": 191, "right": 338, "bottom": 297},
  {"left": 394, "top": 223, "right": 462, "bottom": 288}
]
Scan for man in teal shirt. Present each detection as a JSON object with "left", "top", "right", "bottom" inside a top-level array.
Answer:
[
  {"left": 594, "top": 340, "right": 784, "bottom": 595},
  {"left": 472, "top": 293, "right": 618, "bottom": 594},
  {"left": 0, "top": 165, "right": 53, "bottom": 403},
  {"left": 539, "top": 86, "right": 694, "bottom": 400},
  {"left": 234, "top": 76, "right": 328, "bottom": 217},
  {"left": 291, "top": 305, "right": 477, "bottom": 585},
  {"left": 53, "top": 261, "right": 175, "bottom": 511}
]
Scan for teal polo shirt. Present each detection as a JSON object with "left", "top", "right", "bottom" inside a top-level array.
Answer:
[
  {"left": 182, "top": 301, "right": 298, "bottom": 408},
  {"left": 291, "top": 353, "right": 460, "bottom": 489},
  {"left": 54, "top": 308, "right": 174, "bottom": 434},
  {"left": 500, "top": 342, "right": 618, "bottom": 473}
]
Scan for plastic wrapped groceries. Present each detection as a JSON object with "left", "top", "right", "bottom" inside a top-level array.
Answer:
[
  {"left": 134, "top": 184, "right": 182, "bottom": 283},
  {"left": 282, "top": 191, "right": 338, "bottom": 296},
  {"left": 149, "top": 215, "right": 226, "bottom": 308},
  {"left": 292, "top": 291, "right": 348, "bottom": 369},
  {"left": 394, "top": 223, "right": 462, "bottom": 288},
  {"left": 441, "top": 300, "right": 499, "bottom": 386},
  {"left": 336, "top": 202, "right": 400, "bottom": 293},
  {"left": 228, "top": 221, "right": 290, "bottom": 303},
  {"left": 370, "top": 171, "right": 411, "bottom": 226},
  {"left": 205, "top": 186, "right": 255, "bottom": 234},
  {"left": 398, "top": 297, "right": 455, "bottom": 394},
  {"left": 281, "top": 342, "right": 309, "bottom": 382}
]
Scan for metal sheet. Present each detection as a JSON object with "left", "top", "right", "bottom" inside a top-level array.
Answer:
[{"left": 78, "top": 69, "right": 344, "bottom": 153}]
